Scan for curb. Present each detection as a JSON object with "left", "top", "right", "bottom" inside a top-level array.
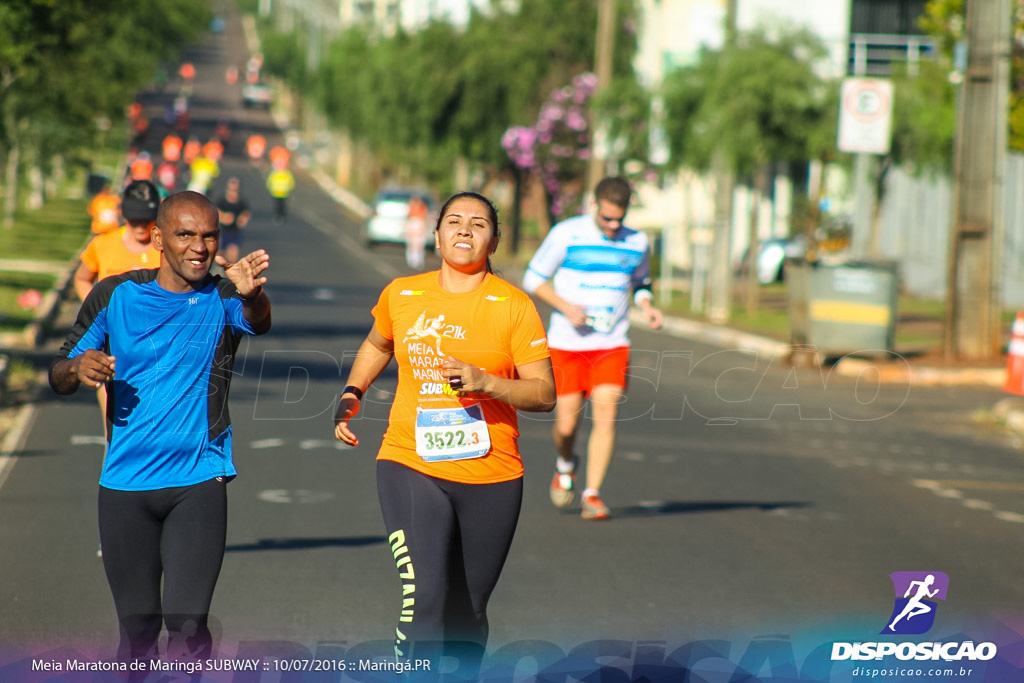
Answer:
[
  {"left": 834, "top": 358, "right": 1005, "bottom": 387},
  {"left": 643, "top": 312, "right": 790, "bottom": 358}
]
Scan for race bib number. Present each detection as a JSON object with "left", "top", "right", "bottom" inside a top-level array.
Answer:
[
  {"left": 415, "top": 404, "right": 491, "bottom": 462},
  {"left": 584, "top": 306, "right": 617, "bottom": 333}
]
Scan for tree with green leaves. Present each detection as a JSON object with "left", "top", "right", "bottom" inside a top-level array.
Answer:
[
  {"left": 0, "top": 0, "right": 208, "bottom": 227},
  {"left": 918, "top": 0, "right": 1024, "bottom": 154},
  {"left": 263, "top": 0, "right": 638, "bottom": 206},
  {"left": 661, "top": 26, "right": 835, "bottom": 313}
]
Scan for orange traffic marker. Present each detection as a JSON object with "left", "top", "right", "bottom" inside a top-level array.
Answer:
[{"left": 1004, "top": 312, "right": 1024, "bottom": 394}]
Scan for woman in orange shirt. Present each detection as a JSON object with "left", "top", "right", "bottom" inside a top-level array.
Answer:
[{"left": 335, "top": 192, "right": 555, "bottom": 673}]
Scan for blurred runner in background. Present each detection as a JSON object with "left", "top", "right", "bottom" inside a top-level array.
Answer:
[
  {"left": 523, "top": 176, "right": 663, "bottom": 521},
  {"left": 404, "top": 195, "right": 429, "bottom": 270},
  {"left": 88, "top": 181, "right": 122, "bottom": 236},
  {"left": 266, "top": 166, "right": 294, "bottom": 224},
  {"left": 215, "top": 178, "right": 251, "bottom": 263}
]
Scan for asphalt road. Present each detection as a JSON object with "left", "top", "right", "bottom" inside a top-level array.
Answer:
[{"left": 2, "top": 5, "right": 1024, "bottom": 682}]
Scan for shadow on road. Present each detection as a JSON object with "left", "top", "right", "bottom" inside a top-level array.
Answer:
[
  {"left": 224, "top": 535, "right": 387, "bottom": 552},
  {"left": 594, "top": 500, "right": 811, "bottom": 519}
]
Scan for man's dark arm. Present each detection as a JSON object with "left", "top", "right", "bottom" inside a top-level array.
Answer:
[
  {"left": 49, "top": 350, "right": 116, "bottom": 395},
  {"left": 241, "top": 288, "right": 271, "bottom": 335}
]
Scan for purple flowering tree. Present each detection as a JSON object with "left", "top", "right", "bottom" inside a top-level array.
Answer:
[{"left": 502, "top": 72, "right": 599, "bottom": 225}]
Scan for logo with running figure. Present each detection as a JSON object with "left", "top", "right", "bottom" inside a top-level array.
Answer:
[
  {"left": 881, "top": 571, "right": 949, "bottom": 635},
  {"left": 403, "top": 311, "right": 446, "bottom": 356}
]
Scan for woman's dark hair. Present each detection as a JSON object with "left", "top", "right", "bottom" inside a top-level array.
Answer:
[{"left": 434, "top": 191, "right": 502, "bottom": 274}]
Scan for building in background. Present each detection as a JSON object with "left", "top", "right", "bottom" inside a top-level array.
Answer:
[
  {"left": 335, "top": 0, "right": 516, "bottom": 35},
  {"left": 629, "top": 0, "right": 937, "bottom": 279}
]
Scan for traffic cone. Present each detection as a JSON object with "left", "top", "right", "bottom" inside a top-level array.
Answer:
[{"left": 1004, "top": 312, "right": 1024, "bottom": 394}]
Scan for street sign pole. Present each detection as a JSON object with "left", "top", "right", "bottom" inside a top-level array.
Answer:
[{"left": 837, "top": 76, "right": 894, "bottom": 260}]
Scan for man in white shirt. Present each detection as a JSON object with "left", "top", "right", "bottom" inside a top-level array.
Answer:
[{"left": 523, "top": 177, "right": 662, "bottom": 520}]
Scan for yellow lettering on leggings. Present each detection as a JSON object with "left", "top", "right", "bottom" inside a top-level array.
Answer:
[{"left": 389, "top": 530, "right": 416, "bottom": 655}]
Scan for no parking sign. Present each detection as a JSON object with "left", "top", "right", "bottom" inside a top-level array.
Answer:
[{"left": 837, "top": 77, "right": 893, "bottom": 155}]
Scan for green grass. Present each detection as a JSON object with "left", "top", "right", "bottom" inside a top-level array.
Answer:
[
  {"left": 897, "top": 296, "right": 945, "bottom": 317},
  {"left": 0, "top": 196, "right": 92, "bottom": 263},
  {"left": 655, "top": 282, "right": 791, "bottom": 339},
  {"left": 0, "top": 169, "right": 96, "bottom": 326},
  {"left": 0, "top": 271, "right": 57, "bottom": 331}
]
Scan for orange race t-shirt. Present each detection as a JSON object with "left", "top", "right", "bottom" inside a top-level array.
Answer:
[
  {"left": 80, "top": 228, "right": 161, "bottom": 282},
  {"left": 129, "top": 156, "right": 154, "bottom": 181},
  {"left": 246, "top": 135, "right": 266, "bottom": 160},
  {"left": 268, "top": 145, "right": 290, "bottom": 169},
  {"left": 372, "top": 271, "right": 550, "bottom": 484},
  {"left": 162, "top": 135, "right": 183, "bottom": 162}
]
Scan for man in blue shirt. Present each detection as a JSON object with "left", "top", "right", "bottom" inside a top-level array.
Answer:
[{"left": 50, "top": 190, "right": 271, "bottom": 665}]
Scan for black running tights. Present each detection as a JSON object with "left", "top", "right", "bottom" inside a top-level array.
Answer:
[
  {"left": 376, "top": 459, "right": 522, "bottom": 668},
  {"left": 98, "top": 478, "right": 227, "bottom": 663}
]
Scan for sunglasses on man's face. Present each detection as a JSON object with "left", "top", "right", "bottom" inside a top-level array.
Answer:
[{"left": 598, "top": 214, "right": 624, "bottom": 225}]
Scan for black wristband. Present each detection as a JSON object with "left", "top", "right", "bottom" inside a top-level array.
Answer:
[
  {"left": 341, "top": 385, "right": 364, "bottom": 401},
  {"left": 240, "top": 285, "right": 263, "bottom": 301}
]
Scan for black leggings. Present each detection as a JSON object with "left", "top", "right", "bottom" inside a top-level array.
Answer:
[
  {"left": 376, "top": 460, "right": 522, "bottom": 667},
  {"left": 98, "top": 478, "right": 227, "bottom": 663}
]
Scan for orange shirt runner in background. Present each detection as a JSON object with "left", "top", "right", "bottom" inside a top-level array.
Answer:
[
  {"left": 182, "top": 138, "right": 201, "bottom": 165},
  {"left": 129, "top": 154, "right": 154, "bottom": 181},
  {"left": 179, "top": 62, "right": 195, "bottom": 81},
  {"left": 161, "top": 134, "right": 183, "bottom": 163},
  {"left": 371, "top": 271, "right": 550, "bottom": 485},
  {"left": 202, "top": 139, "right": 224, "bottom": 163},
  {"left": 88, "top": 190, "right": 121, "bottom": 235},
  {"left": 127, "top": 101, "right": 142, "bottom": 124},
  {"left": 246, "top": 134, "right": 267, "bottom": 162},
  {"left": 79, "top": 227, "right": 161, "bottom": 282},
  {"left": 268, "top": 145, "right": 290, "bottom": 170}
]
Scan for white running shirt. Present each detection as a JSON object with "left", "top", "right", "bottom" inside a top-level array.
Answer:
[{"left": 523, "top": 214, "right": 653, "bottom": 351}]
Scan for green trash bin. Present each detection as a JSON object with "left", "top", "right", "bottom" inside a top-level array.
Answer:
[{"left": 786, "top": 259, "right": 899, "bottom": 357}]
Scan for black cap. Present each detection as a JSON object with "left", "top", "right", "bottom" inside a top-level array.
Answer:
[{"left": 121, "top": 179, "right": 160, "bottom": 222}]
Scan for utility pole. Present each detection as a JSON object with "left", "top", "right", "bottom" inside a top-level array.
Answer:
[
  {"left": 587, "top": 0, "right": 616, "bottom": 194},
  {"left": 944, "top": 0, "right": 1010, "bottom": 360},
  {"left": 707, "top": 0, "right": 737, "bottom": 323}
]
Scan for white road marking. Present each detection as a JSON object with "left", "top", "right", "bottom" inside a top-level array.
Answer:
[
  {"left": 251, "top": 438, "right": 285, "bottom": 449},
  {"left": 71, "top": 435, "right": 106, "bottom": 446},
  {"left": 993, "top": 511, "right": 1024, "bottom": 523},
  {"left": 258, "top": 489, "right": 334, "bottom": 504},
  {"left": 0, "top": 404, "right": 38, "bottom": 490}
]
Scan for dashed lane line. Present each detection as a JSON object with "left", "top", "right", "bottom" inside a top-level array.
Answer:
[
  {"left": 915, "top": 479, "right": 1024, "bottom": 492},
  {"left": 914, "top": 478, "right": 1024, "bottom": 524}
]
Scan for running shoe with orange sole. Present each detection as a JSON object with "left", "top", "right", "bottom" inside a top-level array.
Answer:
[{"left": 581, "top": 492, "right": 611, "bottom": 520}]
